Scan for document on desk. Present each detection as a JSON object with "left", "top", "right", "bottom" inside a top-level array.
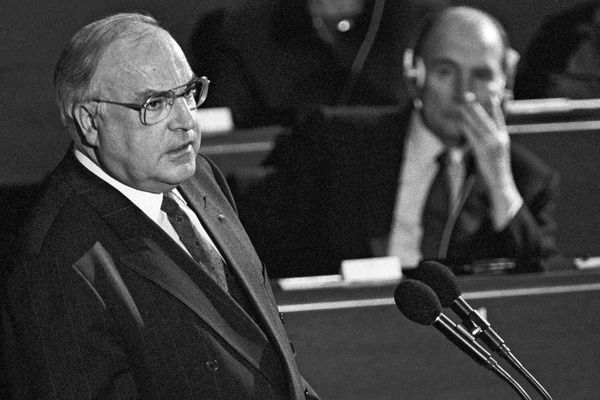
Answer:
[
  {"left": 277, "top": 257, "right": 402, "bottom": 291},
  {"left": 341, "top": 256, "right": 402, "bottom": 283}
]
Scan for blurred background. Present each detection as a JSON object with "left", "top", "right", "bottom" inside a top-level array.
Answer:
[
  {"left": 0, "top": 0, "right": 589, "bottom": 186},
  {"left": 2, "top": 0, "right": 598, "bottom": 264}
]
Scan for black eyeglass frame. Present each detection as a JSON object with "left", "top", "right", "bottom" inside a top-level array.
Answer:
[{"left": 90, "top": 76, "right": 210, "bottom": 125}]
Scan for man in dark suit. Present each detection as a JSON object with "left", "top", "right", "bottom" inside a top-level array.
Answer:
[
  {"left": 189, "top": 0, "right": 448, "bottom": 128},
  {"left": 2, "top": 13, "right": 319, "bottom": 400},
  {"left": 239, "top": 6, "right": 559, "bottom": 278}
]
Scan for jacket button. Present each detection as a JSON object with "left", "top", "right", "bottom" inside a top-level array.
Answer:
[
  {"left": 205, "top": 359, "right": 219, "bottom": 372},
  {"left": 279, "top": 312, "right": 285, "bottom": 324},
  {"left": 304, "top": 387, "right": 310, "bottom": 398}
]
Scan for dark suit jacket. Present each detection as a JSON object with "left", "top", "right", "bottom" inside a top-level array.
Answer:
[
  {"left": 2, "top": 149, "right": 318, "bottom": 400},
  {"left": 189, "top": 0, "right": 447, "bottom": 128},
  {"left": 239, "top": 106, "right": 559, "bottom": 278}
]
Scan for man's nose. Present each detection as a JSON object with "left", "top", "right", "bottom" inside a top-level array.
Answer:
[
  {"left": 168, "top": 97, "right": 197, "bottom": 131},
  {"left": 453, "top": 74, "right": 471, "bottom": 103}
]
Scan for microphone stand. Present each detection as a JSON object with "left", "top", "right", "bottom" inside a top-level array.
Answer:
[
  {"left": 491, "top": 363, "right": 534, "bottom": 400},
  {"left": 502, "top": 350, "right": 553, "bottom": 400},
  {"left": 457, "top": 299, "right": 553, "bottom": 400},
  {"left": 453, "top": 323, "right": 532, "bottom": 400}
]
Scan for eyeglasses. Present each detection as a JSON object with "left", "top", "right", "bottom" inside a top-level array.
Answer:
[{"left": 90, "top": 76, "right": 210, "bottom": 125}]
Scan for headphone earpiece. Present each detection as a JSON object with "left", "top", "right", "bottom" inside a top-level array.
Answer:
[{"left": 403, "top": 48, "right": 426, "bottom": 98}]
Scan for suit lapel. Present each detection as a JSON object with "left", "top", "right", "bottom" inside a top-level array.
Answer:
[
  {"left": 179, "top": 168, "right": 304, "bottom": 395},
  {"left": 118, "top": 239, "right": 278, "bottom": 375},
  {"left": 178, "top": 176, "right": 288, "bottom": 346}
]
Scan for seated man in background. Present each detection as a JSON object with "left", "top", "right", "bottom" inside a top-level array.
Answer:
[
  {"left": 189, "top": 0, "right": 448, "bottom": 128},
  {"left": 239, "top": 6, "right": 559, "bottom": 278},
  {"left": 2, "top": 12, "right": 319, "bottom": 400}
]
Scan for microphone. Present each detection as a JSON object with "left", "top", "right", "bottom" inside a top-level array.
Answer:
[
  {"left": 394, "top": 279, "right": 532, "bottom": 400},
  {"left": 413, "top": 261, "right": 553, "bottom": 400},
  {"left": 412, "top": 261, "right": 509, "bottom": 352}
]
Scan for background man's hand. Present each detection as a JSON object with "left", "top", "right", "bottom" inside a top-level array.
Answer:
[{"left": 458, "top": 92, "right": 523, "bottom": 230}]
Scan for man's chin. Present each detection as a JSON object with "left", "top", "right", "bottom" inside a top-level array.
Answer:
[
  {"left": 162, "top": 162, "right": 197, "bottom": 186},
  {"left": 177, "top": 163, "right": 197, "bottom": 182}
]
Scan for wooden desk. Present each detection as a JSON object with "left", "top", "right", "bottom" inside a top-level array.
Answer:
[{"left": 274, "top": 270, "right": 600, "bottom": 399}]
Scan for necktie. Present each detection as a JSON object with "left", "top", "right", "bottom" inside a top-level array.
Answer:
[
  {"left": 420, "top": 151, "right": 451, "bottom": 260},
  {"left": 161, "top": 192, "right": 228, "bottom": 290}
]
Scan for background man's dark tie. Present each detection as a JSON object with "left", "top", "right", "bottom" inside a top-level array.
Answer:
[{"left": 420, "top": 152, "right": 451, "bottom": 259}]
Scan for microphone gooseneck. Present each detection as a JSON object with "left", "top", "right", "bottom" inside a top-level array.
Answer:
[
  {"left": 413, "top": 261, "right": 553, "bottom": 400},
  {"left": 394, "top": 279, "right": 532, "bottom": 400}
]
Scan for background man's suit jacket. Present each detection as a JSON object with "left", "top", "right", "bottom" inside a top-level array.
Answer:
[
  {"left": 239, "top": 106, "right": 559, "bottom": 278},
  {"left": 2, "top": 150, "right": 318, "bottom": 400}
]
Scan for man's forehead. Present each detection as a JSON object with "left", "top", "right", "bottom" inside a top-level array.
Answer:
[
  {"left": 423, "top": 14, "right": 503, "bottom": 66},
  {"left": 95, "top": 29, "right": 192, "bottom": 92}
]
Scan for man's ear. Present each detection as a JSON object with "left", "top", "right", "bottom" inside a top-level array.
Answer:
[
  {"left": 504, "top": 48, "right": 520, "bottom": 91},
  {"left": 73, "top": 103, "right": 99, "bottom": 147}
]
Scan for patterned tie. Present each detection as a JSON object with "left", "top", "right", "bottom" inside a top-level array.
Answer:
[
  {"left": 161, "top": 192, "right": 228, "bottom": 290},
  {"left": 420, "top": 151, "right": 451, "bottom": 260}
]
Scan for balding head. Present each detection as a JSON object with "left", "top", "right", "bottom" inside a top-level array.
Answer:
[
  {"left": 418, "top": 7, "right": 510, "bottom": 70},
  {"left": 414, "top": 6, "right": 516, "bottom": 74}
]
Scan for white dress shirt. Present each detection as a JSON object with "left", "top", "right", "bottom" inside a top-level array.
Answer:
[
  {"left": 387, "top": 112, "right": 447, "bottom": 268},
  {"left": 74, "top": 149, "right": 223, "bottom": 258}
]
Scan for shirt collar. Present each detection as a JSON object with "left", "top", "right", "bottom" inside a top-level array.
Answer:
[
  {"left": 405, "top": 110, "right": 446, "bottom": 164},
  {"left": 74, "top": 148, "right": 164, "bottom": 223}
]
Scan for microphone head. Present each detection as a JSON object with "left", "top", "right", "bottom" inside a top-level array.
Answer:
[
  {"left": 413, "top": 261, "right": 461, "bottom": 307},
  {"left": 394, "top": 279, "right": 441, "bottom": 325}
]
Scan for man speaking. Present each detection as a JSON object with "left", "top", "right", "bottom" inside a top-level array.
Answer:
[{"left": 2, "top": 12, "right": 319, "bottom": 400}]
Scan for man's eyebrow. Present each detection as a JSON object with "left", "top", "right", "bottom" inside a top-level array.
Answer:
[
  {"left": 133, "top": 76, "right": 198, "bottom": 100},
  {"left": 429, "top": 57, "right": 457, "bottom": 67},
  {"left": 133, "top": 88, "right": 163, "bottom": 101}
]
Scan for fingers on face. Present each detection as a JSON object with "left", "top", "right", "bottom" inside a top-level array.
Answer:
[
  {"left": 459, "top": 95, "right": 491, "bottom": 143},
  {"left": 463, "top": 92, "right": 505, "bottom": 126},
  {"left": 459, "top": 93, "right": 508, "bottom": 142}
]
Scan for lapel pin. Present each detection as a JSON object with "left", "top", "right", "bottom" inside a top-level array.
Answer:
[{"left": 217, "top": 214, "right": 225, "bottom": 221}]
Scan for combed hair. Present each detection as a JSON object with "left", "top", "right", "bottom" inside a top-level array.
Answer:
[{"left": 54, "top": 13, "right": 161, "bottom": 129}]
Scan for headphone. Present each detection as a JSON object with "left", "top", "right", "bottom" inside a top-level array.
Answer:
[
  {"left": 402, "top": 48, "right": 426, "bottom": 99},
  {"left": 402, "top": 45, "right": 519, "bottom": 109}
]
